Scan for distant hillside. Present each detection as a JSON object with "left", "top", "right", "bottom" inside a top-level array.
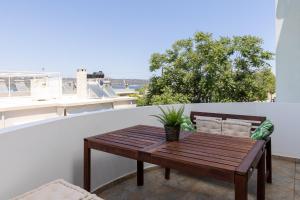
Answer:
[
  {"left": 110, "top": 79, "right": 149, "bottom": 85},
  {"left": 63, "top": 78, "right": 149, "bottom": 85},
  {"left": 110, "top": 79, "right": 149, "bottom": 90}
]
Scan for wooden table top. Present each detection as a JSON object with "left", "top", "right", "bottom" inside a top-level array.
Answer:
[
  {"left": 85, "top": 125, "right": 168, "bottom": 159},
  {"left": 85, "top": 125, "right": 265, "bottom": 182}
]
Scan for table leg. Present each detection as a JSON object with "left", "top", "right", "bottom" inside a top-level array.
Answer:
[
  {"left": 234, "top": 174, "right": 248, "bottom": 200},
  {"left": 266, "top": 138, "right": 272, "bottom": 183},
  {"left": 137, "top": 161, "right": 144, "bottom": 186},
  {"left": 84, "top": 140, "right": 91, "bottom": 192},
  {"left": 165, "top": 168, "right": 170, "bottom": 180},
  {"left": 257, "top": 151, "right": 266, "bottom": 200}
]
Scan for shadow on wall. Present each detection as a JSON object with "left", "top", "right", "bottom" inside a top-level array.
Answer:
[
  {"left": 72, "top": 150, "right": 136, "bottom": 189},
  {"left": 276, "top": 0, "right": 300, "bottom": 102}
]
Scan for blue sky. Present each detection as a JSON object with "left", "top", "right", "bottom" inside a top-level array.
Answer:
[{"left": 0, "top": 0, "right": 275, "bottom": 79}]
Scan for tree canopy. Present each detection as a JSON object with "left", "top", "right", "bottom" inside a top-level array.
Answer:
[{"left": 139, "top": 32, "right": 275, "bottom": 105}]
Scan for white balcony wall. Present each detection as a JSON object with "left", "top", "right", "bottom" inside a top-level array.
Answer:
[
  {"left": 276, "top": 0, "right": 300, "bottom": 102},
  {"left": 0, "top": 104, "right": 192, "bottom": 200},
  {"left": 0, "top": 103, "right": 299, "bottom": 199}
]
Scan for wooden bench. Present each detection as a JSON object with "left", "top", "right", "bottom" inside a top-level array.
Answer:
[
  {"left": 165, "top": 111, "right": 272, "bottom": 184},
  {"left": 189, "top": 111, "right": 272, "bottom": 183}
]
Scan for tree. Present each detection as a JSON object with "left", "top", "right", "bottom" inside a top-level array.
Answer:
[
  {"left": 144, "top": 32, "right": 274, "bottom": 105},
  {"left": 149, "top": 87, "right": 190, "bottom": 105},
  {"left": 256, "top": 68, "right": 276, "bottom": 100}
]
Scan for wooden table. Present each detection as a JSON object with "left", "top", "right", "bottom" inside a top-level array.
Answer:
[{"left": 84, "top": 125, "right": 266, "bottom": 200}]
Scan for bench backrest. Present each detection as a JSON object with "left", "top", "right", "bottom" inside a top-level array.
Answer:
[{"left": 190, "top": 111, "right": 266, "bottom": 131}]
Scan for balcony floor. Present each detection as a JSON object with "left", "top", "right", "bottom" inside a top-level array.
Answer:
[{"left": 96, "top": 157, "right": 299, "bottom": 200}]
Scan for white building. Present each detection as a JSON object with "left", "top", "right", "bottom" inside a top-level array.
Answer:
[
  {"left": 276, "top": 0, "right": 300, "bottom": 102},
  {"left": 0, "top": 70, "right": 136, "bottom": 128}
]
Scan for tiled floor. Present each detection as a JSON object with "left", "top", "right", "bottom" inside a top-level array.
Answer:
[{"left": 96, "top": 157, "right": 299, "bottom": 200}]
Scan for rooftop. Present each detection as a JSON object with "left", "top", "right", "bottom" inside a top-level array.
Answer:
[{"left": 0, "top": 96, "right": 135, "bottom": 112}]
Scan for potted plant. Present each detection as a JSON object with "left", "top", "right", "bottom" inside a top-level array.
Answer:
[{"left": 152, "top": 106, "right": 185, "bottom": 141}]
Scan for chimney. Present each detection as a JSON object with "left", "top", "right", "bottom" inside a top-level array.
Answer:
[{"left": 76, "top": 68, "right": 87, "bottom": 98}]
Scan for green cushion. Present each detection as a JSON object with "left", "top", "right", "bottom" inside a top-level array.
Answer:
[
  {"left": 181, "top": 116, "right": 196, "bottom": 132},
  {"left": 251, "top": 119, "right": 274, "bottom": 140}
]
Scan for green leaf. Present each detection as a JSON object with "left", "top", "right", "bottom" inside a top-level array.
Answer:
[{"left": 144, "top": 31, "right": 274, "bottom": 105}]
